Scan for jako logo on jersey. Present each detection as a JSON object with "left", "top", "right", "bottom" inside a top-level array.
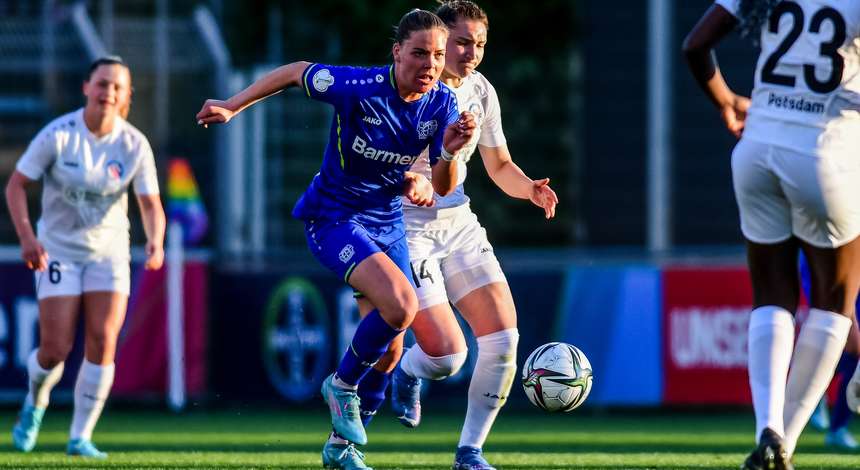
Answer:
[
  {"left": 417, "top": 120, "right": 438, "bottom": 139},
  {"left": 106, "top": 160, "right": 124, "bottom": 179},
  {"left": 351, "top": 136, "right": 418, "bottom": 165},
  {"left": 363, "top": 116, "right": 382, "bottom": 126},
  {"left": 313, "top": 69, "right": 335, "bottom": 93},
  {"left": 339, "top": 244, "right": 355, "bottom": 263}
]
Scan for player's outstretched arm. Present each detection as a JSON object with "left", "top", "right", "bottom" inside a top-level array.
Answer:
[
  {"left": 136, "top": 193, "right": 166, "bottom": 271},
  {"left": 4, "top": 171, "right": 48, "bottom": 271},
  {"left": 479, "top": 144, "right": 558, "bottom": 219},
  {"left": 196, "top": 61, "right": 311, "bottom": 127},
  {"left": 432, "top": 111, "right": 476, "bottom": 196},
  {"left": 682, "top": 5, "right": 749, "bottom": 138}
]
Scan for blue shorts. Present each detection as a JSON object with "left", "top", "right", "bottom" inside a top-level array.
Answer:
[{"left": 305, "top": 219, "right": 413, "bottom": 293}]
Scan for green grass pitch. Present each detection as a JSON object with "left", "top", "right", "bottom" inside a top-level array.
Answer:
[{"left": 1, "top": 406, "right": 858, "bottom": 469}]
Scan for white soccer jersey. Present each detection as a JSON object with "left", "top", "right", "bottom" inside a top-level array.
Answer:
[
  {"left": 405, "top": 71, "right": 507, "bottom": 210},
  {"left": 16, "top": 109, "right": 159, "bottom": 262},
  {"left": 716, "top": 0, "right": 860, "bottom": 153}
]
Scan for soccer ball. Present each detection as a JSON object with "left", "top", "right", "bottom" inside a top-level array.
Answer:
[{"left": 521, "top": 342, "right": 593, "bottom": 412}]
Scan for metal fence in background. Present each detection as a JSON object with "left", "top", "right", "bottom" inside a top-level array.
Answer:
[
  {"left": 0, "top": 1, "right": 756, "bottom": 264},
  {"left": 0, "top": 0, "right": 226, "bottom": 250}
]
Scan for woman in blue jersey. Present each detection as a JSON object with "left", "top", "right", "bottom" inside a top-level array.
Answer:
[
  {"left": 196, "top": 9, "right": 475, "bottom": 470},
  {"left": 352, "top": 3, "right": 558, "bottom": 470},
  {"left": 684, "top": 1, "right": 860, "bottom": 469}
]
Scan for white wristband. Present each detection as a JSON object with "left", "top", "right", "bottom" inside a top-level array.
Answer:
[{"left": 440, "top": 147, "right": 458, "bottom": 162}]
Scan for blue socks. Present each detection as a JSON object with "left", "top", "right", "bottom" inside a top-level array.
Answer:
[
  {"left": 831, "top": 353, "right": 859, "bottom": 431},
  {"left": 358, "top": 367, "right": 391, "bottom": 427},
  {"left": 336, "top": 309, "right": 402, "bottom": 386}
]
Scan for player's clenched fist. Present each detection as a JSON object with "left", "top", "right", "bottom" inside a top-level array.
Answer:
[
  {"left": 442, "top": 111, "right": 476, "bottom": 156},
  {"left": 403, "top": 172, "right": 435, "bottom": 207}
]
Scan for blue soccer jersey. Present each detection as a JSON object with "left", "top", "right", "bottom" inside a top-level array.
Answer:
[{"left": 292, "top": 63, "right": 459, "bottom": 227}]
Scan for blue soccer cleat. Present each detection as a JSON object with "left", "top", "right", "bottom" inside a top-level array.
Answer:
[
  {"left": 321, "top": 374, "right": 367, "bottom": 445},
  {"left": 453, "top": 446, "right": 496, "bottom": 470},
  {"left": 322, "top": 440, "right": 373, "bottom": 469},
  {"left": 391, "top": 363, "right": 421, "bottom": 428},
  {"left": 825, "top": 427, "right": 860, "bottom": 451},
  {"left": 11, "top": 405, "right": 45, "bottom": 452},
  {"left": 809, "top": 398, "right": 830, "bottom": 431},
  {"left": 67, "top": 439, "right": 108, "bottom": 458}
]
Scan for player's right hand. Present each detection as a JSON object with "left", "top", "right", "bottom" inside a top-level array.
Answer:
[
  {"left": 721, "top": 94, "right": 750, "bottom": 139},
  {"left": 196, "top": 99, "right": 236, "bottom": 128},
  {"left": 20, "top": 236, "right": 48, "bottom": 271},
  {"left": 403, "top": 172, "right": 435, "bottom": 207}
]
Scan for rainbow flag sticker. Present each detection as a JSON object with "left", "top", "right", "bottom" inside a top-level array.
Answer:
[{"left": 167, "top": 158, "right": 208, "bottom": 245}]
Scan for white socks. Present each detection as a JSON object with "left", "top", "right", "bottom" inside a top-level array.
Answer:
[
  {"left": 747, "top": 306, "right": 795, "bottom": 440},
  {"left": 400, "top": 344, "right": 468, "bottom": 380},
  {"left": 70, "top": 360, "right": 115, "bottom": 441},
  {"left": 25, "top": 349, "right": 64, "bottom": 409},
  {"left": 458, "top": 328, "right": 518, "bottom": 449},
  {"left": 783, "top": 309, "right": 851, "bottom": 455}
]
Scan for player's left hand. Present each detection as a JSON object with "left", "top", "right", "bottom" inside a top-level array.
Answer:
[
  {"left": 144, "top": 241, "right": 164, "bottom": 270},
  {"left": 403, "top": 173, "right": 435, "bottom": 207},
  {"left": 442, "top": 111, "right": 476, "bottom": 156},
  {"left": 529, "top": 178, "right": 558, "bottom": 219}
]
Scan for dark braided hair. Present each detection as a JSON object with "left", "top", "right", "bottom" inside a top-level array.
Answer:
[{"left": 736, "top": 0, "right": 781, "bottom": 40}]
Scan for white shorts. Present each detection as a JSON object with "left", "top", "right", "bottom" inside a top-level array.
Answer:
[
  {"left": 731, "top": 137, "right": 860, "bottom": 248},
  {"left": 404, "top": 204, "right": 507, "bottom": 310},
  {"left": 34, "top": 258, "right": 131, "bottom": 300}
]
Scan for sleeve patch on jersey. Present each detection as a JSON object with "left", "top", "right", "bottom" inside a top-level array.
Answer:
[
  {"left": 312, "top": 68, "right": 335, "bottom": 93},
  {"left": 302, "top": 63, "right": 318, "bottom": 97}
]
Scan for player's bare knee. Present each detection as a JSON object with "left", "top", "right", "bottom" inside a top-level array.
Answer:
[
  {"left": 383, "top": 291, "right": 418, "bottom": 330},
  {"left": 38, "top": 341, "right": 71, "bottom": 367},
  {"left": 86, "top": 332, "right": 117, "bottom": 357}
]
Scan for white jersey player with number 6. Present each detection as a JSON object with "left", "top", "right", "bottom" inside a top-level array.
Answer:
[
  {"left": 5, "top": 56, "right": 165, "bottom": 459},
  {"left": 684, "top": 1, "right": 860, "bottom": 469},
  {"left": 378, "top": 2, "right": 558, "bottom": 470}
]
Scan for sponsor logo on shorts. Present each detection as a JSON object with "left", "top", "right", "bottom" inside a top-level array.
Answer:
[
  {"left": 375, "top": 74, "right": 384, "bottom": 83},
  {"left": 339, "top": 244, "right": 355, "bottom": 263},
  {"left": 313, "top": 68, "right": 335, "bottom": 93},
  {"left": 480, "top": 247, "right": 492, "bottom": 254},
  {"left": 417, "top": 120, "right": 438, "bottom": 140}
]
